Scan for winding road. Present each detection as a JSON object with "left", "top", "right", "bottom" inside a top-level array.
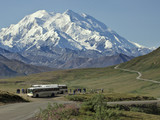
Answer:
[{"left": 114, "top": 65, "right": 160, "bottom": 84}]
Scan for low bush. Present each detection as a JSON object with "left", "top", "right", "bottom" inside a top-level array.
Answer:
[
  {"left": 104, "top": 93, "right": 156, "bottom": 102},
  {"left": 36, "top": 93, "right": 158, "bottom": 120},
  {"left": 35, "top": 103, "right": 78, "bottom": 120},
  {"left": 35, "top": 94, "right": 123, "bottom": 120},
  {"left": 80, "top": 94, "right": 122, "bottom": 120},
  {"left": 116, "top": 104, "right": 160, "bottom": 115},
  {"left": 66, "top": 93, "right": 156, "bottom": 103}
]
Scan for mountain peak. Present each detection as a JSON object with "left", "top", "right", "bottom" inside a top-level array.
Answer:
[
  {"left": 64, "top": 9, "right": 75, "bottom": 14},
  {"left": 30, "top": 10, "right": 50, "bottom": 19},
  {"left": 0, "top": 9, "right": 152, "bottom": 57},
  {"left": 36, "top": 10, "right": 47, "bottom": 13},
  {"left": 34, "top": 10, "right": 48, "bottom": 15},
  {"left": 63, "top": 9, "right": 81, "bottom": 18}
]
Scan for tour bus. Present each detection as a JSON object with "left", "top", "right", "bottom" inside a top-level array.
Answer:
[
  {"left": 31, "top": 84, "right": 68, "bottom": 94},
  {"left": 27, "top": 84, "right": 60, "bottom": 97},
  {"left": 27, "top": 84, "right": 68, "bottom": 97},
  {"left": 58, "top": 84, "right": 68, "bottom": 94}
]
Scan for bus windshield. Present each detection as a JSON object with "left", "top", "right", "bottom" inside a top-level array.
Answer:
[{"left": 27, "top": 89, "right": 33, "bottom": 93}]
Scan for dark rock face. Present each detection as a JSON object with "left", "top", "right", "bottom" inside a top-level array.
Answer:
[{"left": 0, "top": 53, "right": 54, "bottom": 78}]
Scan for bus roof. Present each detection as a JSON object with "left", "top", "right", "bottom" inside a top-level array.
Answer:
[
  {"left": 28, "top": 85, "right": 59, "bottom": 90},
  {"left": 31, "top": 84, "right": 67, "bottom": 87},
  {"left": 58, "top": 84, "right": 67, "bottom": 86}
]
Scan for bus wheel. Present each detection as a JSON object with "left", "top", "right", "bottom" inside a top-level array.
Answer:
[
  {"left": 36, "top": 94, "right": 39, "bottom": 98},
  {"left": 51, "top": 93, "right": 55, "bottom": 97}
]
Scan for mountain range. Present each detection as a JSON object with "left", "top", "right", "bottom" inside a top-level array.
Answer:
[
  {"left": 0, "top": 10, "right": 152, "bottom": 69},
  {"left": 0, "top": 53, "right": 54, "bottom": 78}
]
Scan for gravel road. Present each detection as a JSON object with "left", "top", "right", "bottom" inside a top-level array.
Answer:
[{"left": 0, "top": 97, "right": 75, "bottom": 120}]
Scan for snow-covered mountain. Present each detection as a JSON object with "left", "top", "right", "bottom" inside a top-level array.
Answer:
[{"left": 0, "top": 10, "right": 152, "bottom": 68}]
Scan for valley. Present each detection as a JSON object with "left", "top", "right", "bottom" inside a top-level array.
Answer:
[{"left": 0, "top": 64, "right": 160, "bottom": 97}]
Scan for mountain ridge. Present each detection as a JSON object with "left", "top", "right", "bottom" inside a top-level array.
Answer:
[
  {"left": 119, "top": 47, "right": 160, "bottom": 71},
  {"left": 0, "top": 53, "right": 55, "bottom": 78},
  {"left": 60, "top": 53, "right": 133, "bottom": 69}
]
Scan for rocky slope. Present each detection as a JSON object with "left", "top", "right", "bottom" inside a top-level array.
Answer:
[{"left": 0, "top": 54, "right": 53, "bottom": 78}]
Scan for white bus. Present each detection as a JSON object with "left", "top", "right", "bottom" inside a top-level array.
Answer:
[
  {"left": 58, "top": 84, "right": 68, "bottom": 94},
  {"left": 27, "top": 84, "right": 68, "bottom": 97},
  {"left": 27, "top": 84, "right": 59, "bottom": 97}
]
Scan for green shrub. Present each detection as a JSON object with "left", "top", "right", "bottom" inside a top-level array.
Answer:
[
  {"left": 35, "top": 103, "right": 79, "bottom": 120},
  {"left": 35, "top": 94, "right": 124, "bottom": 120},
  {"left": 119, "top": 104, "right": 160, "bottom": 115},
  {"left": 80, "top": 94, "right": 122, "bottom": 120}
]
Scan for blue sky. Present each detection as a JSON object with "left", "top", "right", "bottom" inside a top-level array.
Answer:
[{"left": 0, "top": 0, "right": 160, "bottom": 48}]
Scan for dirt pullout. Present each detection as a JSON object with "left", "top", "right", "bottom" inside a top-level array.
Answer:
[
  {"left": 0, "top": 96, "right": 76, "bottom": 120},
  {"left": 0, "top": 90, "right": 28, "bottom": 105}
]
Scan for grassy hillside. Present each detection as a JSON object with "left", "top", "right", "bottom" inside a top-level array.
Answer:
[
  {"left": 119, "top": 47, "right": 160, "bottom": 81},
  {"left": 1, "top": 66, "right": 160, "bottom": 97}
]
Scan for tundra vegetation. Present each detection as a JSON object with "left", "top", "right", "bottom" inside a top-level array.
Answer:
[
  {"left": 34, "top": 94, "right": 160, "bottom": 120},
  {"left": 1, "top": 65, "right": 160, "bottom": 97}
]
